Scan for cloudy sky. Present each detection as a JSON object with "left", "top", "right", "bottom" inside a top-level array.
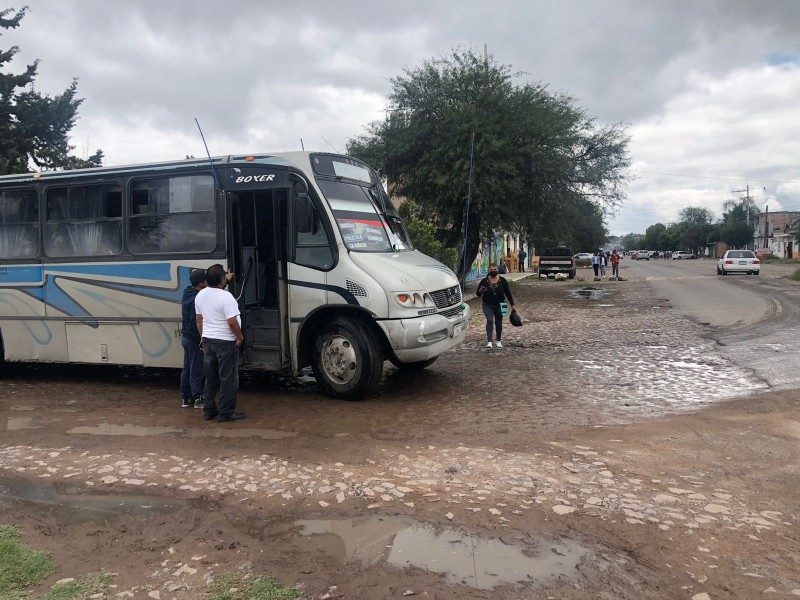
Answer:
[{"left": 7, "top": 0, "right": 800, "bottom": 235}]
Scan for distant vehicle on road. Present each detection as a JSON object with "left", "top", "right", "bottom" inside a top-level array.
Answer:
[
  {"left": 672, "top": 251, "right": 697, "bottom": 260},
  {"left": 573, "top": 252, "right": 593, "bottom": 268},
  {"left": 717, "top": 250, "right": 760, "bottom": 275},
  {"left": 538, "top": 247, "right": 576, "bottom": 279},
  {"left": 755, "top": 248, "right": 773, "bottom": 259},
  {"left": 635, "top": 250, "right": 650, "bottom": 261}
]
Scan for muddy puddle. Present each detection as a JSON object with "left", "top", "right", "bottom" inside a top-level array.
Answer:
[
  {"left": 0, "top": 478, "right": 187, "bottom": 525},
  {"left": 274, "top": 515, "right": 589, "bottom": 590},
  {"left": 64, "top": 423, "right": 297, "bottom": 440},
  {"left": 568, "top": 287, "right": 608, "bottom": 301}
]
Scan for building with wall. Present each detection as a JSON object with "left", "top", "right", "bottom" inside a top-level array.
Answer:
[{"left": 752, "top": 210, "right": 800, "bottom": 258}]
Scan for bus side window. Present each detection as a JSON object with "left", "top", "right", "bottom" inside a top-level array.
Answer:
[
  {"left": 294, "top": 192, "right": 333, "bottom": 270},
  {"left": 0, "top": 188, "right": 39, "bottom": 259},
  {"left": 44, "top": 184, "right": 122, "bottom": 257},
  {"left": 128, "top": 175, "right": 216, "bottom": 254}
]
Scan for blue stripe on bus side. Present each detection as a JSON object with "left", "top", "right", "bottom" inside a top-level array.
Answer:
[
  {"left": 45, "top": 263, "right": 174, "bottom": 281},
  {"left": 10, "top": 264, "right": 192, "bottom": 317},
  {"left": 0, "top": 265, "right": 44, "bottom": 283}
]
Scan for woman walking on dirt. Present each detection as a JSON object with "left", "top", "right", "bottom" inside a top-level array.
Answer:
[{"left": 476, "top": 263, "right": 515, "bottom": 349}]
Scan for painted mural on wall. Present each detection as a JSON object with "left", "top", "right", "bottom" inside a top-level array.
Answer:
[{"left": 467, "top": 237, "right": 505, "bottom": 281}]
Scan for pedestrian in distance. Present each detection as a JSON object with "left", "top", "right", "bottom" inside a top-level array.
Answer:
[
  {"left": 195, "top": 264, "right": 246, "bottom": 422},
  {"left": 599, "top": 251, "right": 607, "bottom": 278},
  {"left": 180, "top": 268, "right": 207, "bottom": 408},
  {"left": 476, "top": 262, "right": 515, "bottom": 349},
  {"left": 591, "top": 252, "right": 600, "bottom": 277},
  {"left": 610, "top": 249, "right": 620, "bottom": 278},
  {"left": 518, "top": 247, "right": 527, "bottom": 273}
]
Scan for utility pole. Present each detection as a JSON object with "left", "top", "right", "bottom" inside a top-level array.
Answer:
[
  {"left": 731, "top": 185, "right": 750, "bottom": 224},
  {"left": 732, "top": 185, "right": 752, "bottom": 248}
]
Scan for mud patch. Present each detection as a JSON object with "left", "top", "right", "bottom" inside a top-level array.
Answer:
[
  {"left": 278, "top": 515, "right": 588, "bottom": 590},
  {"left": 569, "top": 287, "right": 607, "bottom": 301},
  {"left": 0, "top": 478, "right": 186, "bottom": 525},
  {"left": 65, "top": 423, "right": 298, "bottom": 440}
]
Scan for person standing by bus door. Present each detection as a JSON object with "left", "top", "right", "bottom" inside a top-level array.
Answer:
[
  {"left": 195, "top": 264, "right": 245, "bottom": 422},
  {"left": 518, "top": 247, "right": 527, "bottom": 272},
  {"left": 181, "top": 268, "right": 207, "bottom": 408}
]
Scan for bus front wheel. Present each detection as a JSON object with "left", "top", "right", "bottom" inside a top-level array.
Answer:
[{"left": 311, "top": 317, "right": 383, "bottom": 400}]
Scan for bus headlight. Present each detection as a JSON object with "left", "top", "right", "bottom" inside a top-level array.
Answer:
[{"left": 394, "top": 292, "right": 434, "bottom": 308}]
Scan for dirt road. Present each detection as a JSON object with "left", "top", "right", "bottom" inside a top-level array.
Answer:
[{"left": 1, "top": 272, "right": 799, "bottom": 599}]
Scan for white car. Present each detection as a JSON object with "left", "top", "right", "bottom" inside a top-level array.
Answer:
[
  {"left": 672, "top": 251, "right": 696, "bottom": 260},
  {"left": 717, "top": 250, "right": 760, "bottom": 275},
  {"left": 573, "top": 252, "right": 593, "bottom": 268}
]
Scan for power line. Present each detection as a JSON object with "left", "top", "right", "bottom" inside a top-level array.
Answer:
[{"left": 635, "top": 170, "right": 800, "bottom": 185}]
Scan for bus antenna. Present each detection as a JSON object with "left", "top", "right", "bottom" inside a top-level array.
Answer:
[
  {"left": 300, "top": 138, "right": 305, "bottom": 151},
  {"left": 194, "top": 118, "right": 221, "bottom": 188}
]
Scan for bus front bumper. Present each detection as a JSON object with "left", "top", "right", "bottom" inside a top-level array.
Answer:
[{"left": 380, "top": 305, "right": 471, "bottom": 363}]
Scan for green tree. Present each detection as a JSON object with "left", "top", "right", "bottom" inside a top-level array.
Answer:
[
  {"left": 398, "top": 200, "right": 458, "bottom": 268},
  {"left": 618, "top": 232, "right": 643, "bottom": 251},
  {"left": 347, "top": 49, "right": 630, "bottom": 281},
  {"left": 676, "top": 206, "right": 714, "bottom": 255},
  {"left": 570, "top": 198, "right": 608, "bottom": 252},
  {"left": 0, "top": 6, "right": 102, "bottom": 174},
  {"left": 719, "top": 197, "right": 756, "bottom": 248},
  {"left": 644, "top": 222, "right": 667, "bottom": 250}
]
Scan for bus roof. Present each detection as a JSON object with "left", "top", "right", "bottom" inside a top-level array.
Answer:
[{"left": 0, "top": 151, "right": 339, "bottom": 185}]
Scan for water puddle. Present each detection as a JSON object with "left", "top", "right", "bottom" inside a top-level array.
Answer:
[
  {"left": 5, "top": 416, "right": 41, "bottom": 430},
  {"left": 65, "top": 423, "right": 297, "bottom": 440},
  {"left": 279, "top": 515, "right": 588, "bottom": 590},
  {"left": 568, "top": 287, "right": 607, "bottom": 301},
  {"left": 0, "top": 478, "right": 186, "bottom": 525}
]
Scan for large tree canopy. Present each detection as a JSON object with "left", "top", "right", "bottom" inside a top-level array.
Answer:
[
  {"left": 347, "top": 49, "right": 629, "bottom": 280},
  {"left": 719, "top": 197, "right": 757, "bottom": 248},
  {"left": 0, "top": 6, "right": 102, "bottom": 174}
]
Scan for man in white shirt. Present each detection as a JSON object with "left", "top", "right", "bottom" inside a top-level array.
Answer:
[{"left": 195, "top": 264, "right": 245, "bottom": 422}]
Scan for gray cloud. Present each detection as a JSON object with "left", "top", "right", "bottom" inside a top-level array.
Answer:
[{"left": 7, "top": 0, "right": 800, "bottom": 233}]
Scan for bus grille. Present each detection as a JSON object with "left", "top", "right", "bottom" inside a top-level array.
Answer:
[
  {"left": 430, "top": 285, "right": 461, "bottom": 309},
  {"left": 440, "top": 306, "right": 464, "bottom": 318}
]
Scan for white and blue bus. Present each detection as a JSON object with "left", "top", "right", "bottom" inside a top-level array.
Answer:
[{"left": 0, "top": 152, "right": 469, "bottom": 399}]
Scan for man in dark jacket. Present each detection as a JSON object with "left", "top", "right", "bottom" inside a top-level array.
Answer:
[{"left": 180, "top": 269, "right": 207, "bottom": 407}]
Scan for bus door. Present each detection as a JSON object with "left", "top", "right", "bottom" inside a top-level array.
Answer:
[{"left": 228, "top": 187, "right": 288, "bottom": 370}]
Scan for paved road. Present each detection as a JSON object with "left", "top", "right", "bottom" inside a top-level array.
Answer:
[
  {"left": 623, "top": 257, "right": 781, "bottom": 327},
  {"left": 624, "top": 257, "right": 800, "bottom": 391}
]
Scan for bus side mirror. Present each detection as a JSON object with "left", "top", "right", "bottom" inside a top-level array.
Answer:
[{"left": 295, "top": 193, "right": 313, "bottom": 234}]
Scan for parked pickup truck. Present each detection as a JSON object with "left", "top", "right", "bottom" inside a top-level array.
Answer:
[{"left": 538, "top": 247, "right": 576, "bottom": 279}]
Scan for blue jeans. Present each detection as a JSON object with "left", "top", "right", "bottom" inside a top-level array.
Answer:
[
  {"left": 180, "top": 337, "right": 204, "bottom": 400},
  {"left": 202, "top": 338, "right": 239, "bottom": 418},
  {"left": 482, "top": 303, "right": 503, "bottom": 342}
]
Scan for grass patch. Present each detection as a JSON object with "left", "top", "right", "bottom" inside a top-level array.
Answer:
[
  {"left": 760, "top": 254, "right": 780, "bottom": 262},
  {"left": 38, "top": 572, "right": 113, "bottom": 600},
  {"left": 207, "top": 572, "right": 300, "bottom": 600},
  {"left": 792, "top": 268, "right": 800, "bottom": 281},
  {"left": 0, "top": 525, "right": 54, "bottom": 595}
]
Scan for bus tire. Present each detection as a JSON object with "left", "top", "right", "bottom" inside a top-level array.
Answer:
[
  {"left": 311, "top": 317, "right": 383, "bottom": 400},
  {"left": 389, "top": 356, "right": 437, "bottom": 370}
]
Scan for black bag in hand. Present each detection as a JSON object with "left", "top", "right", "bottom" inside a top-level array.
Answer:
[{"left": 509, "top": 309, "right": 523, "bottom": 327}]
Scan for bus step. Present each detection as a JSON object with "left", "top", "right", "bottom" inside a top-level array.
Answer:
[{"left": 250, "top": 344, "right": 279, "bottom": 351}]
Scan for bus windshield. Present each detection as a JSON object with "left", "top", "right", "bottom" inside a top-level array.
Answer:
[{"left": 317, "top": 178, "right": 413, "bottom": 252}]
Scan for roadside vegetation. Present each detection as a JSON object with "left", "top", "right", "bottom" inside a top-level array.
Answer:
[
  {"left": 0, "top": 525, "right": 54, "bottom": 596},
  {"left": 207, "top": 573, "right": 300, "bottom": 600},
  {"left": 0, "top": 524, "right": 299, "bottom": 600},
  {"left": 791, "top": 268, "right": 800, "bottom": 281}
]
